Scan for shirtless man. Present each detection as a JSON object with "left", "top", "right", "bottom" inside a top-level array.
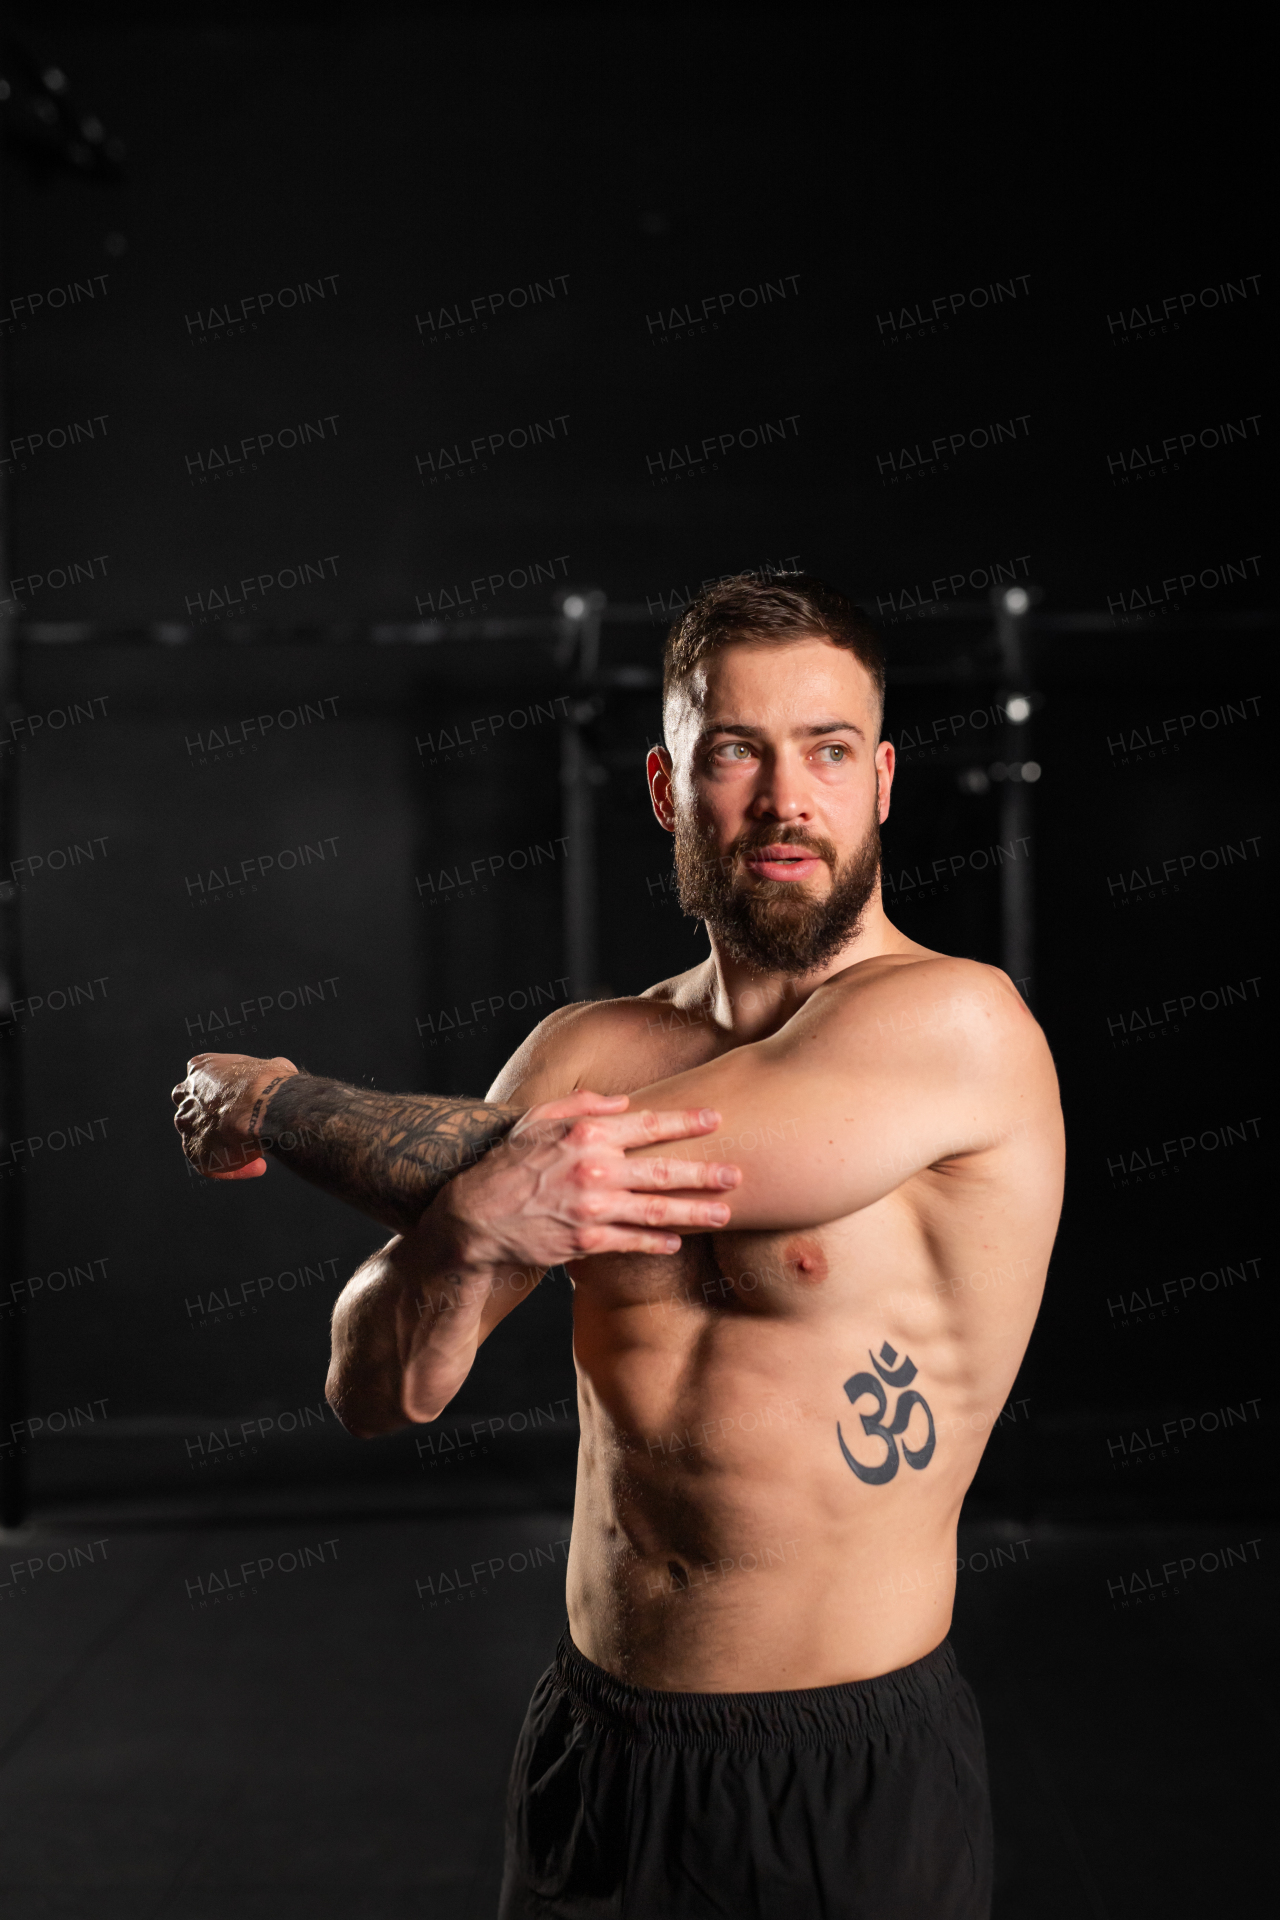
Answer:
[{"left": 174, "top": 573, "right": 1063, "bottom": 1918}]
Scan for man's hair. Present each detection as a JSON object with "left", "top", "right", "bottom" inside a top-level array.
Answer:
[{"left": 662, "top": 572, "right": 886, "bottom": 725}]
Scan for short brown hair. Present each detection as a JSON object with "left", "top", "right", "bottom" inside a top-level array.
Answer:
[{"left": 662, "top": 572, "right": 886, "bottom": 724}]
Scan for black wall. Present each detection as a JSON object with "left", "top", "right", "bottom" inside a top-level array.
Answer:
[{"left": 0, "top": 7, "right": 1270, "bottom": 1518}]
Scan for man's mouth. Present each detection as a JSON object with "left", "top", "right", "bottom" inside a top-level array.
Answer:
[{"left": 741, "top": 843, "right": 826, "bottom": 883}]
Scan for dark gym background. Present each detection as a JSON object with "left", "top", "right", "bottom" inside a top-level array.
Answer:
[{"left": 0, "top": 7, "right": 1271, "bottom": 1916}]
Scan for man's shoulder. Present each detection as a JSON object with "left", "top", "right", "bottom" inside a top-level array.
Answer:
[
  {"left": 536, "top": 990, "right": 685, "bottom": 1047},
  {"left": 486, "top": 976, "right": 705, "bottom": 1102},
  {"left": 787, "top": 954, "right": 1061, "bottom": 1170},
  {"left": 549, "top": 959, "right": 710, "bottom": 1037},
  {"left": 804, "top": 952, "right": 1048, "bottom": 1070}
]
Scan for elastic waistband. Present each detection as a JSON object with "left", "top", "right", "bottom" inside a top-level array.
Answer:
[{"left": 552, "top": 1629, "right": 963, "bottom": 1752}]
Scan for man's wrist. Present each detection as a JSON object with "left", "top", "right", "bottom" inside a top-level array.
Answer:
[
  {"left": 427, "top": 1168, "right": 506, "bottom": 1272},
  {"left": 247, "top": 1067, "right": 301, "bottom": 1146},
  {"left": 258, "top": 1071, "right": 323, "bottom": 1158}
]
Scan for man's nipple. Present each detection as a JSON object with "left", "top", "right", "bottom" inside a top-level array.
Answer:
[{"left": 782, "top": 1234, "right": 828, "bottom": 1285}]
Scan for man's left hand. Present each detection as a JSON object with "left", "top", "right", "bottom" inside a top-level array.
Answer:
[{"left": 172, "top": 1052, "right": 300, "bottom": 1178}]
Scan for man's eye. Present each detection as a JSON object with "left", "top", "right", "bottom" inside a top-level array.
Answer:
[
  {"left": 713, "top": 742, "right": 755, "bottom": 761},
  {"left": 816, "top": 743, "right": 847, "bottom": 762}
]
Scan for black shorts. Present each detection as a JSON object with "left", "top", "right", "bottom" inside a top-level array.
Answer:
[{"left": 499, "top": 1628, "right": 993, "bottom": 1920}]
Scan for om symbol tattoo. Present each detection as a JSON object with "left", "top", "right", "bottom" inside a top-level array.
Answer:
[{"left": 837, "top": 1342, "right": 937, "bottom": 1485}]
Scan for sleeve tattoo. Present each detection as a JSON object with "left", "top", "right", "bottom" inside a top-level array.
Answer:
[{"left": 260, "top": 1076, "right": 521, "bottom": 1233}]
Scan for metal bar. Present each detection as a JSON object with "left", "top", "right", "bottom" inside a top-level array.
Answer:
[
  {"left": 0, "top": 139, "right": 28, "bottom": 1524},
  {"left": 866, "top": 603, "right": 1274, "bottom": 632},
  {"left": 9, "top": 605, "right": 1274, "bottom": 648},
  {"left": 0, "top": 610, "right": 26, "bottom": 1529},
  {"left": 560, "top": 704, "right": 600, "bottom": 1001},
  {"left": 557, "top": 596, "right": 613, "bottom": 1000},
  {"left": 994, "top": 588, "right": 1034, "bottom": 1000},
  {"left": 999, "top": 779, "right": 1033, "bottom": 995},
  {"left": 19, "top": 616, "right": 574, "bottom": 648}
]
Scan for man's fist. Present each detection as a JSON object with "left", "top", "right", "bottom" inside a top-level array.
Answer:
[{"left": 172, "top": 1053, "right": 300, "bottom": 1179}]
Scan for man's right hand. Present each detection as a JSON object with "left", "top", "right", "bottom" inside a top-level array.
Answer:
[{"left": 432, "top": 1090, "right": 742, "bottom": 1268}]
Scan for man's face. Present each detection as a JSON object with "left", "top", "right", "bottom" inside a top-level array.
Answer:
[{"left": 649, "top": 636, "right": 895, "bottom": 975}]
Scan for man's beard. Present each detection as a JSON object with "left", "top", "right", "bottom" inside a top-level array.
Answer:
[{"left": 672, "top": 806, "right": 883, "bottom": 975}]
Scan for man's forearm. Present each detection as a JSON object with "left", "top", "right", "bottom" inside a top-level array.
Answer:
[
  {"left": 262, "top": 1075, "right": 521, "bottom": 1233},
  {"left": 327, "top": 1209, "right": 518, "bottom": 1435}
]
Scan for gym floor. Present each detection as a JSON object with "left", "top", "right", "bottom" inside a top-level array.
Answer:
[{"left": 1, "top": 1500, "right": 1267, "bottom": 1918}]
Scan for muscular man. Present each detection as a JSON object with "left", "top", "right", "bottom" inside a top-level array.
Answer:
[{"left": 174, "top": 573, "right": 1063, "bottom": 1918}]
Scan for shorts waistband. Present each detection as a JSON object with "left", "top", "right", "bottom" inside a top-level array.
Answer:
[{"left": 552, "top": 1629, "right": 963, "bottom": 1752}]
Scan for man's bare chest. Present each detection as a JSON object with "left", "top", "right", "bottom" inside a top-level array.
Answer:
[
  {"left": 569, "top": 1201, "right": 922, "bottom": 1340},
  {"left": 657, "top": 1225, "right": 837, "bottom": 1320}
]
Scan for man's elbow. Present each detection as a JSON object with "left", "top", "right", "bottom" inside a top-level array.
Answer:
[
  {"left": 325, "top": 1361, "right": 406, "bottom": 1440},
  {"left": 400, "top": 1375, "right": 449, "bottom": 1427},
  {"left": 401, "top": 1351, "right": 470, "bottom": 1427}
]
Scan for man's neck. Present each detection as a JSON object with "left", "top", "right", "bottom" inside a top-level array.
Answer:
[{"left": 696, "top": 892, "right": 918, "bottom": 1044}]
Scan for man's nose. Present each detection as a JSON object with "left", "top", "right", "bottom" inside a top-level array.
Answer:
[{"left": 749, "top": 754, "right": 811, "bottom": 821}]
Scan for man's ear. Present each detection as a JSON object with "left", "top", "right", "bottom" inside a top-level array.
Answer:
[
  {"left": 875, "top": 740, "right": 895, "bottom": 824},
  {"left": 647, "top": 746, "right": 676, "bottom": 833}
]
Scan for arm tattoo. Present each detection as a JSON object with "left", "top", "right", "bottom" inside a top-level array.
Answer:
[
  {"left": 261, "top": 1076, "right": 521, "bottom": 1232},
  {"left": 247, "top": 1076, "right": 293, "bottom": 1141}
]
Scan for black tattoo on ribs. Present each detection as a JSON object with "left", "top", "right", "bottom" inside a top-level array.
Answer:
[
  {"left": 260, "top": 1075, "right": 520, "bottom": 1233},
  {"left": 837, "top": 1342, "right": 936, "bottom": 1485}
]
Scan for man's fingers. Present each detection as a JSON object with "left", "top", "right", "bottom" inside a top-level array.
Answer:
[
  {"left": 575, "top": 1191, "right": 732, "bottom": 1229},
  {"left": 566, "top": 1106, "right": 723, "bottom": 1150},
  {"left": 620, "top": 1154, "right": 741, "bottom": 1192},
  {"left": 511, "top": 1091, "right": 629, "bottom": 1151},
  {"left": 617, "top": 1105, "right": 724, "bottom": 1147},
  {"left": 572, "top": 1227, "right": 684, "bottom": 1257},
  {"left": 525, "top": 1090, "right": 630, "bottom": 1122}
]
